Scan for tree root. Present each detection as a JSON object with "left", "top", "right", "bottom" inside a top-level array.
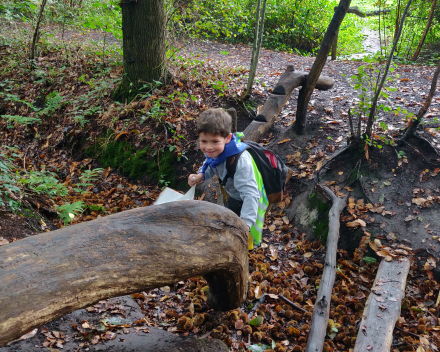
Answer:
[
  {"left": 316, "top": 143, "right": 355, "bottom": 183},
  {"left": 400, "top": 139, "right": 440, "bottom": 166}
]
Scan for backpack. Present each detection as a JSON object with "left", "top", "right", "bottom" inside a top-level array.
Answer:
[{"left": 219, "top": 140, "right": 289, "bottom": 204}]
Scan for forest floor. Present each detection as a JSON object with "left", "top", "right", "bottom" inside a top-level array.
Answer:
[{"left": 1, "top": 24, "right": 440, "bottom": 352}]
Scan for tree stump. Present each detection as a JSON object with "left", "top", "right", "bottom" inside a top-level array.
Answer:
[{"left": 0, "top": 201, "right": 249, "bottom": 347}]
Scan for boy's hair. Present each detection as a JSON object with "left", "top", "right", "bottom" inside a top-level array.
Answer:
[{"left": 197, "top": 108, "right": 231, "bottom": 138}]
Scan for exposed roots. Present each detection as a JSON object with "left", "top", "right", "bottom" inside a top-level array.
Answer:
[{"left": 400, "top": 139, "right": 440, "bottom": 166}]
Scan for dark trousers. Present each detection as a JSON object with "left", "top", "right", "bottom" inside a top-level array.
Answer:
[{"left": 225, "top": 197, "right": 243, "bottom": 217}]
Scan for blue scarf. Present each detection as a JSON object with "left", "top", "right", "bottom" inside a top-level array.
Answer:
[{"left": 200, "top": 133, "right": 247, "bottom": 176}]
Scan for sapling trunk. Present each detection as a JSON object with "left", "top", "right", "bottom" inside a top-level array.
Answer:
[
  {"left": 365, "top": 0, "right": 413, "bottom": 138},
  {"left": 244, "top": 0, "right": 267, "bottom": 99},
  {"left": 401, "top": 60, "right": 440, "bottom": 139},
  {"left": 30, "top": 0, "right": 48, "bottom": 61},
  {"left": 411, "top": 0, "right": 437, "bottom": 61}
]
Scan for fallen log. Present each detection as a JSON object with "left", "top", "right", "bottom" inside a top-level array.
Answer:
[
  {"left": 254, "top": 65, "right": 334, "bottom": 123},
  {"left": 244, "top": 65, "right": 334, "bottom": 142},
  {"left": 353, "top": 257, "right": 411, "bottom": 352},
  {"left": 305, "top": 186, "right": 346, "bottom": 352},
  {"left": 0, "top": 201, "right": 249, "bottom": 347}
]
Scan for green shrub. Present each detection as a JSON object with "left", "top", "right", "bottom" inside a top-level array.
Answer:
[{"left": 173, "top": 0, "right": 364, "bottom": 55}]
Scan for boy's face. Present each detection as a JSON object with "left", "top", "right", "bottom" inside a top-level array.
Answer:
[{"left": 199, "top": 132, "right": 232, "bottom": 158}]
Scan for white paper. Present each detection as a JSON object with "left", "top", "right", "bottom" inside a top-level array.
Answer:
[{"left": 154, "top": 186, "right": 195, "bottom": 205}]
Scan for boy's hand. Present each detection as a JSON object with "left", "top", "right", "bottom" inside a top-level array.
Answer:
[{"left": 188, "top": 173, "right": 203, "bottom": 187}]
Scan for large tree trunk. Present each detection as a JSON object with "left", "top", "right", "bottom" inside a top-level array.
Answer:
[
  {"left": 0, "top": 201, "right": 249, "bottom": 347},
  {"left": 411, "top": 0, "right": 437, "bottom": 61},
  {"left": 113, "top": 0, "right": 168, "bottom": 102},
  {"left": 293, "top": 0, "right": 352, "bottom": 135}
]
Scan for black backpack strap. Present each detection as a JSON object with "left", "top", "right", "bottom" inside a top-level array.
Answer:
[{"left": 219, "top": 148, "right": 248, "bottom": 186}]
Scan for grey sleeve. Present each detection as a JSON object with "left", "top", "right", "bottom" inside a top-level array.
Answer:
[
  {"left": 198, "top": 159, "right": 215, "bottom": 180},
  {"left": 233, "top": 151, "right": 260, "bottom": 228}
]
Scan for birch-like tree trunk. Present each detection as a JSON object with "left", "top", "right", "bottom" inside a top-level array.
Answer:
[
  {"left": 243, "top": 0, "right": 267, "bottom": 99},
  {"left": 30, "top": 0, "right": 48, "bottom": 60}
]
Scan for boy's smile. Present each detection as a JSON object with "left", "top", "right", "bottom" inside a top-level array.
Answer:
[{"left": 199, "top": 132, "right": 232, "bottom": 159}]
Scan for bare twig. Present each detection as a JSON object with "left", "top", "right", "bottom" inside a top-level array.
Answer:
[{"left": 279, "top": 294, "right": 307, "bottom": 313}]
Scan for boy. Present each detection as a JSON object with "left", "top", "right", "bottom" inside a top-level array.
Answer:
[{"left": 188, "top": 108, "right": 268, "bottom": 250}]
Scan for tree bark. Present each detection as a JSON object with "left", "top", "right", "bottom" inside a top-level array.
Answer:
[
  {"left": 411, "top": 0, "right": 437, "bottom": 61},
  {"left": 30, "top": 0, "right": 48, "bottom": 60},
  {"left": 401, "top": 59, "right": 440, "bottom": 139},
  {"left": 353, "top": 258, "right": 411, "bottom": 352},
  {"left": 293, "top": 0, "right": 352, "bottom": 135},
  {"left": 331, "top": 28, "right": 339, "bottom": 60},
  {"left": 113, "top": 0, "right": 168, "bottom": 102},
  {"left": 305, "top": 186, "right": 346, "bottom": 352},
  {"left": 0, "top": 201, "right": 249, "bottom": 347},
  {"left": 394, "top": 0, "right": 401, "bottom": 41},
  {"left": 365, "top": 0, "right": 413, "bottom": 137}
]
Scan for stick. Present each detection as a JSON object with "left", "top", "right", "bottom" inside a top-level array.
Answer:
[
  {"left": 279, "top": 294, "right": 307, "bottom": 313},
  {"left": 305, "top": 186, "right": 346, "bottom": 352}
]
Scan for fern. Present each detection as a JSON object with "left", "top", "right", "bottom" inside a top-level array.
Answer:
[
  {"left": 2, "top": 115, "right": 41, "bottom": 128},
  {"left": 75, "top": 168, "right": 104, "bottom": 194},
  {"left": 57, "top": 201, "right": 85, "bottom": 225}
]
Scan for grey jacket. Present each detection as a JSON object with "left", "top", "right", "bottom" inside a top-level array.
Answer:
[{"left": 199, "top": 150, "right": 259, "bottom": 228}]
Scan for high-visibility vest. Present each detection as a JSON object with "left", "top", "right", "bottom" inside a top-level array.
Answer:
[{"left": 247, "top": 145, "right": 269, "bottom": 247}]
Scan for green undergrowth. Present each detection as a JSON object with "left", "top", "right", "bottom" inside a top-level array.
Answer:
[
  {"left": 86, "top": 139, "right": 177, "bottom": 187},
  {"left": 174, "top": 0, "right": 364, "bottom": 55}
]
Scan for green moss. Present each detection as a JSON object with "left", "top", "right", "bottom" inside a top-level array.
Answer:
[
  {"left": 308, "top": 191, "right": 331, "bottom": 242},
  {"left": 86, "top": 139, "right": 176, "bottom": 186}
]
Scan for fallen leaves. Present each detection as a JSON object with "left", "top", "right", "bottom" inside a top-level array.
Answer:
[
  {"left": 346, "top": 219, "right": 366, "bottom": 228},
  {"left": 0, "top": 237, "right": 9, "bottom": 246}
]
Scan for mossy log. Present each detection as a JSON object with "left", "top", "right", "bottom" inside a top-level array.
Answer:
[
  {"left": 353, "top": 257, "right": 410, "bottom": 352},
  {"left": 0, "top": 201, "right": 249, "bottom": 347},
  {"left": 244, "top": 65, "right": 334, "bottom": 141},
  {"left": 305, "top": 186, "right": 346, "bottom": 352}
]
